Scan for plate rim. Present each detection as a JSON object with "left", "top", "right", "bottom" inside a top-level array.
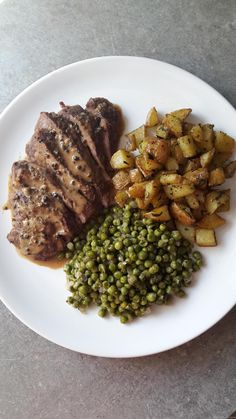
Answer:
[{"left": 0, "top": 55, "right": 235, "bottom": 358}]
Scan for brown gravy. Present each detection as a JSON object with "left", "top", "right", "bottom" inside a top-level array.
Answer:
[{"left": 16, "top": 249, "right": 66, "bottom": 270}]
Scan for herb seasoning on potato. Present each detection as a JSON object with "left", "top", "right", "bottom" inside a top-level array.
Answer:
[{"left": 111, "top": 106, "right": 236, "bottom": 247}]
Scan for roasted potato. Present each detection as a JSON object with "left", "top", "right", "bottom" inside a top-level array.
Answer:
[
  {"left": 163, "top": 114, "right": 182, "bottom": 138},
  {"left": 200, "top": 148, "right": 215, "bottom": 168},
  {"left": 144, "top": 180, "right": 159, "bottom": 207},
  {"left": 160, "top": 173, "right": 182, "bottom": 185},
  {"left": 165, "top": 156, "right": 179, "bottom": 171},
  {"left": 170, "top": 108, "right": 192, "bottom": 121},
  {"left": 210, "top": 152, "right": 231, "bottom": 169},
  {"left": 127, "top": 125, "right": 146, "bottom": 145},
  {"left": 214, "top": 131, "right": 235, "bottom": 154},
  {"left": 145, "top": 138, "right": 170, "bottom": 165},
  {"left": 146, "top": 107, "right": 159, "bottom": 127},
  {"left": 110, "top": 149, "right": 134, "bottom": 169},
  {"left": 128, "top": 182, "right": 147, "bottom": 199},
  {"left": 224, "top": 161, "right": 236, "bottom": 178},
  {"left": 175, "top": 222, "right": 195, "bottom": 243},
  {"left": 184, "top": 168, "right": 209, "bottom": 188},
  {"left": 177, "top": 135, "right": 198, "bottom": 158},
  {"left": 197, "top": 213, "right": 225, "bottom": 229},
  {"left": 144, "top": 205, "right": 171, "bottom": 221},
  {"left": 184, "top": 158, "right": 201, "bottom": 173},
  {"left": 135, "top": 155, "right": 158, "bottom": 178},
  {"left": 170, "top": 202, "right": 195, "bottom": 226},
  {"left": 129, "top": 168, "right": 144, "bottom": 183},
  {"left": 151, "top": 189, "right": 169, "bottom": 208},
  {"left": 208, "top": 167, "right": 225, "bottom": 186},
  {"left": 190, "top": 124, "right": 203, "bottom": 143},
  {"left": 200, "top": 124, "right": 215, "bottom": 152},
  {"left": 205, "top": 190, "right": 230, "bottom": 214},
  {"left": 115, "top": 190, "right": 129, "bottom": 207},
  {"left": 170, "top": 139, "right": 186, "bottom": 164},
  {"left": 112, "top": 170, "right": 130, "bottom": 190},
  {"left": 185, "top": 193, "right": 199, "bottom": 209},
  {"left": 195, "top": 228, "right": 217, "bottom": 247},
  {"left": 164, "top": 184, "right": 195, "bottom": 199},
  {"left": 156, "top": 125, "right": 169, "bottom": 139},
  {"left": 126, "top": 134, "right": 137, "bottom": 151}
]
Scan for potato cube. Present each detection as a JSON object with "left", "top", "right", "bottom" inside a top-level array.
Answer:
[
  {"left": 112, "top": 170, "right": 130, "bottom": 190},
  {"left": 190, "top": 124, "right": 203, "bottom": 143},
  {"left": 205, "top": 190, "right": 230, "bottom": 214},
  {"left": 184, "top": 168, "right": 209, "bottom": 188},
  {"left": 128, "top": 182, "right": 147, "bottom": 199},
  {"left": 129, "top": 168, "right": 144, "bottom": 183},
  {"left": 175, "top": 222, "right": 195, "bottom": 243},
  {"left": 224, "top": 161, "right": 236, "bottom": 178},
  {"left": 110, "top": 149, "right": 134, "bottom": 169},
  {"left": 146, "top": 107, "right": 159, "bottom": 127},
  {"left": 146, "top": 138, "right": 170, "bottom": 165},
  {"left": 156, "top": 125, "right": 169, "bottom": 139},
  {"left": 215, "top": 131, "right": 235, "bottom": 154},
  {"left": 178, "top": 135, "right": 198, "bottom": 158},
  {"left": 165, "top": 156, "right": 179, "bottom": 171},
  {"left": 164, "top": 184, "right": 195, "bottom": 199},
  {"left": 160, "top": 173, "right": 182, "bottom": 185},
  {"left": 197, "top": 213, "right": 225, "bottom": 229},
  {"left": 200, "top": 148, "right": 215, "bottom": 167},
  {"left": 195, "top": 228, "right": 217, "bottom": 246},
  {"left": 127, "top": 125, "right": 146, "bottom": 145},
  {"left": 115, "top": 190, "right": 129, "bottom": 208},
  {"left": 170, "top": 139, "right": 186, "bottom": 164},
  {"left": 163, "top": 114, "right": 182, "bottom": 137},
  {"left": 185, "top": 194, "right": 199, "bottom": 209},
  {"left": 200, "top": 124, "right": 215, "bottom": 152},
  {"left": 126, "top": 134, "right": 137, "bottom": 151},
  {"left": 144, "top": 205, "right": 171, "bottom": 221},
  {"left": 170, "top": 202, "right": 195, "bottom": 226},
  {"left": 170, "top": 108, "right": 192, "bottom": 121},
  {"left": 208, "top": 167, "right": 225, "bottom": 186}
]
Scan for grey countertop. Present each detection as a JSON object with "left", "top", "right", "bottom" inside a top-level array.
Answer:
[{"left": 0, "top": 1, "right": 236, "bottom": 418}]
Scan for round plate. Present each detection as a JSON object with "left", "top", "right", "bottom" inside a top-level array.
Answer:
[{"left": 0, "top": 56, "right": 235, "bottom": 357}]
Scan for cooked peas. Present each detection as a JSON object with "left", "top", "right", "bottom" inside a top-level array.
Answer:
[{"left": 64, "top": 203, "right": 202, "bottom": 323}]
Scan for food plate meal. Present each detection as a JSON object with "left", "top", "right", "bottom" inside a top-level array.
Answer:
[{"left": 0, "top": 56, "right": 236, "bottom": 357}]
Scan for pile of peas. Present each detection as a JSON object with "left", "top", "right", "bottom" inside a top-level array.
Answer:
[{"left": 64, "top": 203, "right": 203, "bottom": 323}]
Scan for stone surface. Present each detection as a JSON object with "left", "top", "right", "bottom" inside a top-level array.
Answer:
[{"left": 0, "top": 0, "right": 236, "bottom": 418}]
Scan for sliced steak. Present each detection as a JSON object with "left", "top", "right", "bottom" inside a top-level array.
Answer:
[
  {"left": 42, "top": 112, "right": 113, "bottom": 207},
  {"left": 8, "top": 163, "right": 79, "bottom": 260},
  {"left": 26, "top": 125, "right": 97, "bottom": 223},
  {"left": 59, "top": 103, "right": 112, "bottom": 177},
  {"left": 86, "top": 97, "right": 122, "bottom": 160}
]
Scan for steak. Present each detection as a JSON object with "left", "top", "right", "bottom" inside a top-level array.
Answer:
[
  {"left": 7, "top": 97, "right": 122, "bottom": 260},
  {"left": 59, "top": 103, "right": 113, "bottom": 177},
  {"left": 46, "top": 112, "right": 113, "bottom": 207},
  {"left": 26, "top": 125, "right": 97, "bottom": 223},
  {"left": 86, "top": 97, "right": 122, "bottom": 159},
  {"left": 8, "top": 161, "right": 79, "bottom": 260}
]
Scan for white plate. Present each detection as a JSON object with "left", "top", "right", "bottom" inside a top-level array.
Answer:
[{"left": 0, "top": 56, "right": 236, "bottom": 358}]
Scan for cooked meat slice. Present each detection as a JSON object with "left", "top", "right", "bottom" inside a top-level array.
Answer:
[
  {"left": 86, "top": 97, "right": 122, "bottom": 160},
  {"left": 26, "top": 127, "right": 97, "bottom": 223},
  {"left": 8, "top": 180, "right": 79, "bottom": 261},
  {"left": 38, "top": 112, "right": 113, "bottom": 207},
  {"left": 59, "top": 104, "right": 112, "bottom": 177},
  {"left": 37, "top": 112, "right": 112, "bottom": 207}
]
